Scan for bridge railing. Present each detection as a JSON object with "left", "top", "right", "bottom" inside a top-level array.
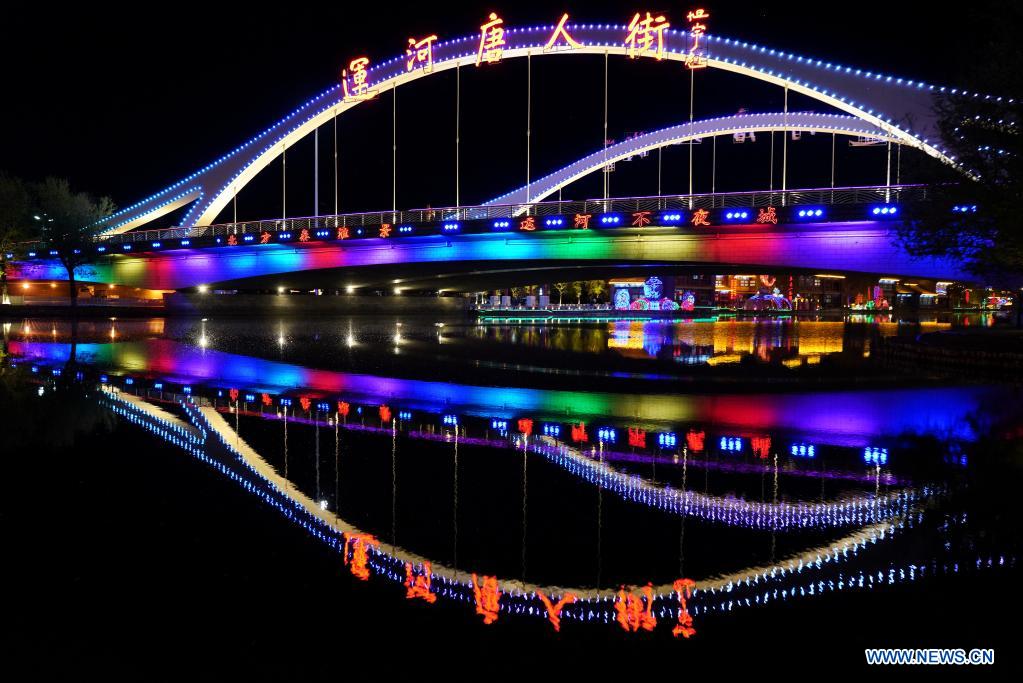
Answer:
[{"left": 94, "top": 184, "right": 927, "bottom": 246}]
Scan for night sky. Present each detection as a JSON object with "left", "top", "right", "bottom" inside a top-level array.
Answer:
[{"left": 1, "top": 1, "right": 978, "bottom": 224}]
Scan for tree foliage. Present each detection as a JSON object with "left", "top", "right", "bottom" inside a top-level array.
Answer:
[
  {"left": 32, "top": 177, "right": 115, "bottom": 305},
  {"left": 897, "top": 1, "right": 1023, "bottom": 283}
]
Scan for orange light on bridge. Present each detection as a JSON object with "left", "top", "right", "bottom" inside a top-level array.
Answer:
[
  {"left": 672, "top": 578, "right": 698, "bottom": 638},
  {"left": 615, "top": 583, "right": 657, "bottom": 632},
  {"left": 538, "top": 592, "right": 576, "bottom": 632},
  {"left": 472, "top": 573, "right": 501, "bottom": 624},
  {"left": 406, "top": 34, "right": 438, "bottom": 73},
  {"left": 625, "top": 12, "right": 670, "bottom": 60},
  {"left": 476, "top": 13, "right": 506, "bottom": 66},
  {"left": 404, "top": 561, "right": 437, "bottom": 602},
  {"left": 544, "top": 13, "right": 582, "bottom": 52}
]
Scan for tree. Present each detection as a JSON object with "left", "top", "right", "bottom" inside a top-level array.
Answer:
[
  {"left": 553, "top": 282, "right": 570, "bottom": 304},
  {"left": 571, "top": 281, "right": 583, "bottom": 304},
  {"left": 0, "top": 173, "right": 30, "bottom": 305},
  {"left": 585, "top": 279, "right": 607, "bottom": 303},
  {"left": 896, "top": 1, "right": 1023, "bottom": 287},
  {"left": 32, "top": 178, "right": 115, "bottom": 309}
]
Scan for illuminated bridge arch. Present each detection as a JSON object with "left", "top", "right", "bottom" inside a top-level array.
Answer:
[
  {"left": 101, "top": 21, "right": 978, "bottom": 234},
  {"left": 484, "top": 112, "right": 898, "bottom": 208}
]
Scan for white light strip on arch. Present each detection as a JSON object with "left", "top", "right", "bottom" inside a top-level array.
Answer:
[{"left": 100, "top": 20, "right": 969, "bottom": 235}]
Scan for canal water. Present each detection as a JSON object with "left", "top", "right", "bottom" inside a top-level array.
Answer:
[{"left": 4, "top": 315, "right": 1021, "bottom": 673}]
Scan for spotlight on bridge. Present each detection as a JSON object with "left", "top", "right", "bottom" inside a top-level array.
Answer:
[
  {"left": 796, "top": 208, "right": 825, "bottom": 219},
  {"left": 871, "top": 205, "right": 900, "bottom": 216},
  {"left": 197, "top": 285, "right": 209, "bottom": 294},
  {"left": 599, "top": 214, "right": 622, "bottom": 225},
  {"left": 442, "top": 222, "right": 460, "bottom": 232},
  {"left": 952, "top": 204, "right": 978, "bottom": 213},
  {"left": 724, "top": 210, "right": 752, "bottom": 222},
  {"left": 394, "top": 287, "right": 402, "bottom": 295},
  {"left": 345, "top": 285, "right": 355, "bottom": 294},
  {"left": 660, "top": 212, "right": 684, "bottom": 224},
  {"left": 492, "top": 219, "right": 512, "bottom": 229},
  {"left": 277, "top": 286, "right": 285, "bottom": 294}
]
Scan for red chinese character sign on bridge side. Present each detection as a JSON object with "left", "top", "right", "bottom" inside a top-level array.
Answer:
[
  {"left": 756, "top": 207, "right": 779, "bottom": 224},
  {"left": 519, "top": 216, "right": 537, "bottom": 231},
  {"left": 691, "top": 209, "right": 711, "bottom": 226},
  {"left": 574, "top": 213, "right": 592, "bottom": 229},
  {"left": 336, "top": 226, "right": 350, "bottom": 240},
  {"left": 476, "top": 13, "right": 506, "bottom": 66},
  {"left": 625, "top": 12, "right": 670, "bottom": 60},
  {"left": 631, "top": 211, "right": 652, "bottom": 227}
]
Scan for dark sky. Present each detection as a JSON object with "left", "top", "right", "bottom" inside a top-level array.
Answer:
[{"left": 0, "top": 1, "right": 986, "bottom": 223}]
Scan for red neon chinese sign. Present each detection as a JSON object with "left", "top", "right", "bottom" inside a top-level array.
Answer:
[
  {"left": 756, "top": 207, "right": 779, "bottom": 224},
  {"left": 574, "top": 213, "right": 592, "bottom": 229},
  {"left": 631, "top": 210, "right": 652, "bottom": 227},
  {"left": 379, "top": 224, "right": 392, "bottom": 238},
  {"left": 337, "top": 226, "right": 351, "bottom": 240},
  {"left": 519, "top": 216, "right": 537, "bottom": 231},
  {"left": 260, "top": 231, "right": 272, "bottom": 244},
  {"left": 691, "top": 208, "right": 711, "bottom": 226}
]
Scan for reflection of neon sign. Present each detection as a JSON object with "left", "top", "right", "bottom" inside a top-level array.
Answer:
[
  {"left": 615, "top": 583, "right": 657, "bottom": 632},
  {"left": 405, "top": 561, "right": 437, "bottom": 602},
  {"left": 672, "top": 578, "right": 697, "bottom": 638},
  {"left": 343, "top": 532, "right": 379, "bottom": 580},
  {"left": 538, "top": 592, "right": 576, "bottom": 632},
  {"left": 614, "top": 288, "right": 631, "bottom": 310},
  {"left": 544, "top": 14, "right": 582, "bottom": 52},
  {"left": 472, "top": 574, "right": 501, "bottom": 624},
  {"left": 476, "top": 13, "right": 506, "bottom": 65}
]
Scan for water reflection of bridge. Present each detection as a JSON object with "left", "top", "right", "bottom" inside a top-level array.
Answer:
[{"left": 105, "top": 388, "right": 935, "bottom": 631}]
